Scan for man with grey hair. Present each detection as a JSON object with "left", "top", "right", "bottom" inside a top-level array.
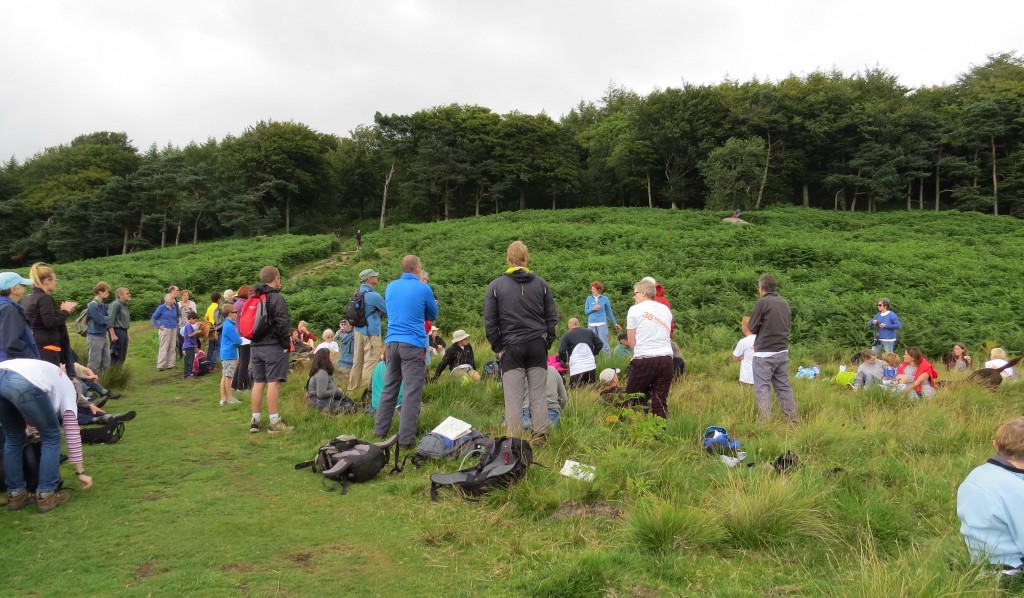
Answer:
[
  {"left": 625, "top": 278, "right": 674, "bottom": 418},
  {"left": 747, "top": 274, "right": 799, "bottom": 425},
  {"left": 108, "top": 287, "right": 132, "bottom": 365},
  {"left": 374, "top": 255, "right": 437, "bottom": 447},
  {"left": 557, "top": 317, "right": 602, "bottom": 387},
  {"left": 346, "top": 268, "right": 387, "bottom": 394}
]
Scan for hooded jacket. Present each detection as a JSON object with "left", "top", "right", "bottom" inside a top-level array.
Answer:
[
  {"left": 0, "top": 296, "right": 41, "bottom": 361},
  {"left": 23, "top": 287, "right": 75, "bottom": 376},
  {"left": 251, "top": 283, "right": 291, "bottom": 349},
  {"left": 483, "top": 268, "right": 557, "bottom": 353}
]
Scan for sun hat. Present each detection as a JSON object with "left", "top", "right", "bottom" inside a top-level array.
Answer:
[
  {"left": 599, "top": 368, "right": 620, "bottom": 385},
  {"left": 359, "top": 268, "right": 379, "bottom": 281},
  {"left": 452, "top": 330, "right": 470, "bottom": 342},
  {"left": 0, "top": 272, "right": 32, "bottom": 291},
  {"left": 430, "top": 326, "right": 439, "bottom": 333}
]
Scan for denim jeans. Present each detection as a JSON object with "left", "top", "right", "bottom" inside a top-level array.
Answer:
[
  {"left": 79, "top": 377, "right": 108, "bottom": 396},
  {"left": 522, "top": 408, "right": 560, "bottom": 430},
  {"left": 0, "top": 370, "right": 62, "bottom": 493},
  {"left": 589, "top": 324, "right": 611, "bottom": 355}
]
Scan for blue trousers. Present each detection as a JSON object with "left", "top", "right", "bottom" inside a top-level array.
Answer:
[{"left": 0, "top": 370, "right": 62, "bottom": 493}]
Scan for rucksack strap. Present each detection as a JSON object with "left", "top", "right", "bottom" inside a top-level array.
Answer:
[
  {"left": 389, "top": 444, "right": 403, "bottom": 474},
  {"left": 295, "top": 460, "right": 315, "bottom": 470}
]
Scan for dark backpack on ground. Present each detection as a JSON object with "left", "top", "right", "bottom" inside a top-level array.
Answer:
[
  {"left": 295, "top": 434, "right": 399, "bottom": 494},
  {"left": 481, "top": 360, "right": 501, "bottom": 379},
  {"left": 345, "top": 290, "right": 369, "bottom": 328},
  {"left": 192, "top": 350, "right": 215, "bottom": 376},
  {"left": 80, "top": 421, "right": 126, "bottom": 444},
  {"left": 429, "top": 437, "right": 533, "bottom": 501},
  {"left": 404, "top": 429, "right": 492, "bottom": 469},
  {"left": 0, "top": 437, "right": 65, "bottom": 492}
]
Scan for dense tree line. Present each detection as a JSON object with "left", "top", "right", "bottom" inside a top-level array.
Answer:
[{"left": 1, "top": 53, "right": 1022, "bottom": 266}]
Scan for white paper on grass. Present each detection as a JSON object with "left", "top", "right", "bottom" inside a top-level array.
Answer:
[
  {"left": 431, "top": 416, "right": 472, "bottom": 440},
  {"left": 560, "top": 460, "right": 596, "bottom": 482}
]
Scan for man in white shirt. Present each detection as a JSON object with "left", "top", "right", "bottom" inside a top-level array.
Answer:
[{"left": 731, "top": 316, "right": 756, "bottom": 386}]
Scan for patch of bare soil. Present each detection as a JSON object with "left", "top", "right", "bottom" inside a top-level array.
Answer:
[{"left": 551, "top": 500, "right": 623, "bottom": 520}]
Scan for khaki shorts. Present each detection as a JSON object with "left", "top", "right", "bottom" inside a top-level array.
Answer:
[{"left": 221, "top": 359, "right": 237, "bottom": 378}]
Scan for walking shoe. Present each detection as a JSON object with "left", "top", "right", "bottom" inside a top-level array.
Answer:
[
  {"left": 267, "top": 419, "right": 294, "bottom": 434},
  {"left": 36, "top": 490, "right": 70, "bottom": 513},
  {"left": 103, "top": 391, "right": 121, "bottom": 400},
  {"left": 6, "top": 490, "right": 34, "bottom": 512},
  {"left": 249, "top": 419, "right": 262, "bottom": 434},
  {"left": 222, "top": 397, "right": 242, "bottom": 405},
  {"left": 90, "top": 395, "right": 109, "bottom": 409}
]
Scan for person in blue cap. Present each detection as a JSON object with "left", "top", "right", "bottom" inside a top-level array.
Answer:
[{"left": 0, "top": 272, "right": 40, "bottom": 362}]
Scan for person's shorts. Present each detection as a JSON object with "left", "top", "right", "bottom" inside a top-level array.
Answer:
[
  {"left": 221, "top": 359, "right": 237, "bottom": 379},
  {"left": 250, "top": 345, "right": 289, "bottom": 383}
]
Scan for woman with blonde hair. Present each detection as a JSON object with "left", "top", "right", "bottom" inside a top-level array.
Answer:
[{"left": 23, "top": 263, "right": 77, "bottom": 376}]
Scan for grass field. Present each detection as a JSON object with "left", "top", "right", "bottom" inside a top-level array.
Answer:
[{"left": 2, "top": 208, "right": 1024, "bottom": 596}]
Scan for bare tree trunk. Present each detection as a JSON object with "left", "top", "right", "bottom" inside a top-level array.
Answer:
[
  {"left": 285, "top": 195, "right": 291, "bottom": 234},
  {"left": 519, "top": 188, "right": 526, "bottom": 211},
  {"left": 646, "top": 173, "right": 653, "bottom": 208},
  {"left": 474, "top": 185, "right": 483, "bottom": 217},
  {"left": 755, "top": 135, "right": 771, "bottom": 209},
  {"left": 906, "top": 182, "right": 912, "bottom": 210},
  {"left": 175, "top": 222, "right": 182, "bottom": 246},
  {"left": 122, "top": 227, "right": 129, "bottom": 255},
  {"left": 136, "top": 211, "right": 145, "bottom": 243},
  {"left": 379, "top": 160, "right": 395, "bottom": 230},
  {"left": 193, "top": 210, "right": 203, "bottom": 244},
  {"left": 991, "top": 135, "right": 999, "bottom": 215},
  {"left": 934, "top": 158, "right": 941, "bottom": 211},
  {"left": 551, "top": 194, "right": 556, "bottom": 210},
  {"left": 803, "top": 183, "right": 810, "bottom": 208},
  {"left": 918, "top": 177, "right": 924, "bottom": 210},
  {"left": 972, "top": 149, "right": 979, "bottom": 187},
  {"left": 834, "top": 190, "right": 841, "bottom": 210}
]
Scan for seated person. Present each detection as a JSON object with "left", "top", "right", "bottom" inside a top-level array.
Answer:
[
  {"left": 852, "top": 349, "right": 886, "bottom": 389},
  {"left": 305, "top": 349, "right": 348, "bottom": 414},
  {"left": 558, "top": 318, "right": 602, "bottom": 387},
  {"left": 944, "top": 343, "right": 973, "bottom": 371},
  {"left": 597, "top": 367, "right": 648, "bottom": 409},
  {"left": 74, "top": 362, "right": 120, "bottom": 402},
  {"left": 613, "top": 332, "right": 633, "bottom": 359},
  {"left": 432, "top": 329, "right": 476, "bottom": 380},
  {"left": 370, "top": 347, "right": 402, "bottom": 414},
  {"left": 70, "top": 378, "right": 135, "bottom": 425},
  {"left": 295, "top": 321, "right": 317, "bottom": 350},
  {"left": 290, "top": 329, "right": 313, "bottom": 354},
  {"left": 315, "top": 329, "right": 340, "bottom": 363},
  {"left": 896, "top": 347, "right": 939, "bottom": 399},
  {"left": 957, "top": 417, "right": 1024, "bottom": 580},
  {"left": 985, "top": 348, "right": 1017, "bottom": 379},
  {"left": 880, "top": 352, "right": 901, "bottom": 385},
  {"left": 427, "top": 326, "right": 446, "bottom": 356},
  {"left": 522, "top": 366, "right": 567, "bottom": 430}
]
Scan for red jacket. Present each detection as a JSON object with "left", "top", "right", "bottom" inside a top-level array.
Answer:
[
  {"left": 897, "top": 358, "right": 939, "bottom": 393},
  {"left": 653, "top": 284, "right": 675, "bottom": 335}
]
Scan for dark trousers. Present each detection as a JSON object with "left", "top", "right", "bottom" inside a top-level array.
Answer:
[
  {"left": 374, "top": 342, "right": 427, "bottom": 446},
  {"left": 110, "top": 327, "right": 129, "bottom": 364},
  {"left": 625, "top": 355, "right": 674, "bottom": 418},
  {"left": 569, "top": 369, "right": 596, "bottom": 388},
  {"left": 183, "top": 348, "right": 195, "bottom": 377},
  {"left": 232, "top": 344, "right": 252, "bottom": 391}
]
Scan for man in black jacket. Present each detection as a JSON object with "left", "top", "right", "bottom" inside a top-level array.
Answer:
[
  {"left": 432, "top": 329, "right": 476, "bottom": 380},
  {"left": 558, "top": 317, "right": 602, "bottom": 387},
  {"left": 747, "top": 274, "right": 799, "bottom": 425},
  {"left": 484, "top": 241, "right": 558, "bottom": 440},
  {"left": 248, "top": 266, "right": 293, "bottom": 434}
]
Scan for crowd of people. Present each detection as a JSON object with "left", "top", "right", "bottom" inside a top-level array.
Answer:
[{"left": 0, "top": 243, "right": 1020, "bottom": 582}]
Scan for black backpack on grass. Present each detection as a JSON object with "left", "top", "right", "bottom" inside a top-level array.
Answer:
[
  {"left": 404, "top": 429, "right": 493, "bottom": 469},
  {"left": 295, "top": 434, "right": 399, "bottom": 494},
  {"left": 80, "top": 421, "right": 125, "bottom": 444},
  {"left": 0, "top": 437, "right": 64, "bottom": 493},
  {"left": 429, "top": 437, "right": 533, "bottom": 502}
]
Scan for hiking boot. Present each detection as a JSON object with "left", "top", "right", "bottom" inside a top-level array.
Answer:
[
  {"left": 103, "top": 391, "right": 121, "bottom": 400},
  {"left": 267, "top": 419, "right": 294, "bottom": 434},
  {"left": 36, "top": 490, "right": 70, "bottom": 513},
  {"left": 90, "top": 396, "right": 108, "bottom": 409},
  {"left": 6, "top": 490, "right": 34, "bottom": 512},
  {"left": 249, "top": 419, "right": 262, "bottom": 434}
]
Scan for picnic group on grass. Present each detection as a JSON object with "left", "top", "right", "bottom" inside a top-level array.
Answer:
[{"left": 0, "top": 241, "right": 1021, "bottom": 583}]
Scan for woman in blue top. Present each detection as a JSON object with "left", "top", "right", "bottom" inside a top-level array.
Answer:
[
  {"left": 868, "top": 298, "right": 901, "bottom": 354},
  {"left": 585, "top": 281, "right": 620, "bottom": 356}
]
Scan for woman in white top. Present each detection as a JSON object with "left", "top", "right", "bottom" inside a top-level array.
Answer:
[
  {"left": 985, "top": 348, "right": 1017, "bottom": 379},
  {"left": 625, "top": 279, "right": 675, "bottom": 418},
  {"left": 315, "top": 329, "right": 340, "bottom": 364}
]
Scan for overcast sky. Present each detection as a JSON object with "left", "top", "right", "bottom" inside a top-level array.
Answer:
[{"left": 1, "top": 1, "right": 1021, "bottom": 162}]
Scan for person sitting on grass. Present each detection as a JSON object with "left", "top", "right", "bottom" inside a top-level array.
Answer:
[
  {"left": 957, "top": 416, "right": 1024, "bottom": 584},
  {"left": 73, "top": 379, "right": 136, "bottom": 426},
  {"left": 896, "top": 347, "right": 939, "bottom": 399},
  {"left": 852, "top": 349, "right": 886, "bottom": 390},
  {"left": 72, "top": 360, "right": 120, "bottom": 403},
  {"left": 315, "top": 329, "right": 339, "bottom": 364},
  {"left": 985, "top": 348, "right": 1018, "bottom": 380},
  {"left": 305, "top": 348, "right": 350, "bottom": 414},
  {"left": 613, "top": 331, "right": 633, "bottom": 359},
  {"left": 944, "top": 343, "right": 973, "bottom": 372},
  {"left": 522, "top": 365, "right": 567, "bottom": 431},
  {"left": 218, "top": 302, "right": 242, "bottom": 406},
  {"left": 290, "top": 329, "right": 313, "bottom": 355},
  {"left": 432, "top": 329, "right": 476, "bottom": 381},
  {"left": 181, "top": 312, "right": 200, "bottom": 379},
  {"left": 597, "top": 367, "right": 648, "bottom": 410},
  {"left": 295, "top": 320, "right": 317, "bottom": 350}
]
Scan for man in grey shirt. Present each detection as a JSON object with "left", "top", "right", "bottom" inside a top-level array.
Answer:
[
  {"left": 108, "top": 287, "right": 132, "bottom": 365},
  {"left": 747, "top": 274, "right": 799, "bottom": 425}
]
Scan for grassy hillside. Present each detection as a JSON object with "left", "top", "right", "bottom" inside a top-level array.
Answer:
[{"left": 2, "top": 209, "right": 1023, "bottom": 595}]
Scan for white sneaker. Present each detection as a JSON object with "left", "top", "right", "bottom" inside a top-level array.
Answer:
[{"left": 223, "top": 397, "right": 242, "bottom": 405}]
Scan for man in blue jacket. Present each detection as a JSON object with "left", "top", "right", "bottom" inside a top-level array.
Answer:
[
  {"left": 346, "top": 268, "right": 387, "bottom": 394},
  {"left": 373, "top": 255, "right": 437, "bottom": 447},
  {"left": 86, "top": 282, "right": 114, "bottom": 374}
]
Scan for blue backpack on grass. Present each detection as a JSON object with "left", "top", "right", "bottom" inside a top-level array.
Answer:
[{"left": 702, "top": 426, "right": 742, "bottom": 455}]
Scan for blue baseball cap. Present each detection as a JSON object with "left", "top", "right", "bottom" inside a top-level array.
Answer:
[{"left": 0, "top": 272, "right": 32, "bottom": 291}]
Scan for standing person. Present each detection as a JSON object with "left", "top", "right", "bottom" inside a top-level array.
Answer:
[
  {"left": 730, "top": 316, "right": 756, "bottom": 386},
  {"left": 624, "top": 279, "right": 675, "bottom": 418},
  {"left": 231, "top": 286, "right": 253, "bottom": 393},
  {"left": 0, "top": 359, "right": 93, "bottom": 512},
  {"left": 150, "top": 294, "right": 178, "bottom": 371},
  {"left": 204, "top": 292, "right": 222, "bottom": 365},
  {"left": 335, "top": 320, "right": 354, "bottom": 384},
  {"left": 219, "top": 303, "right": 242, "bottom": 405},
  {"left": 23, "top": 264, "right": 76, "bottom": 376},
  {"left": 346, "top": 269, "right": 386, "bottom": 394},
  {"left": 748, "top": 274, "right": 799, "bottom": 425},
  {"left": 956, "top": 417, "right": 1024, "bottom": 581},
  {"left": 176, "top": 290, "right": 195, "bottom": 357},
  {"left": 0, "top": 272, "right": 41, "bottom": 362},
  {"left": 85, "top": 282, "right": 114, "bottom": 374},
  {"left": 181, "top": 312, "right": 200, "bottom": 379},
  {"left": 107, "top": 287, "right": 132, "bottom": 365},
  {"left": 868, "top": 298, "right": 901, "bottom": 355},
  {"left": 585, "top": 281, "right": 620, "bottom": 356},
  {"left": 373, "top": 256, "right": 437, "bottom": 447},
  {"left": 558, "top": 317, "right": 603, "bottom": 387},
  {"left": 484, "top": 241, "right": 558, "bottom": 440},
  {"left": 248, "top": 266, "right": 293, "bottom": 434},
  {"left": 355, "top": 228, "right": 363, "bottom": 251}
]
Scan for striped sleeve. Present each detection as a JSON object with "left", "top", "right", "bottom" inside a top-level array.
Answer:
[{"left": 61, "top": 410, "right": 84, "bottom": 465}]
